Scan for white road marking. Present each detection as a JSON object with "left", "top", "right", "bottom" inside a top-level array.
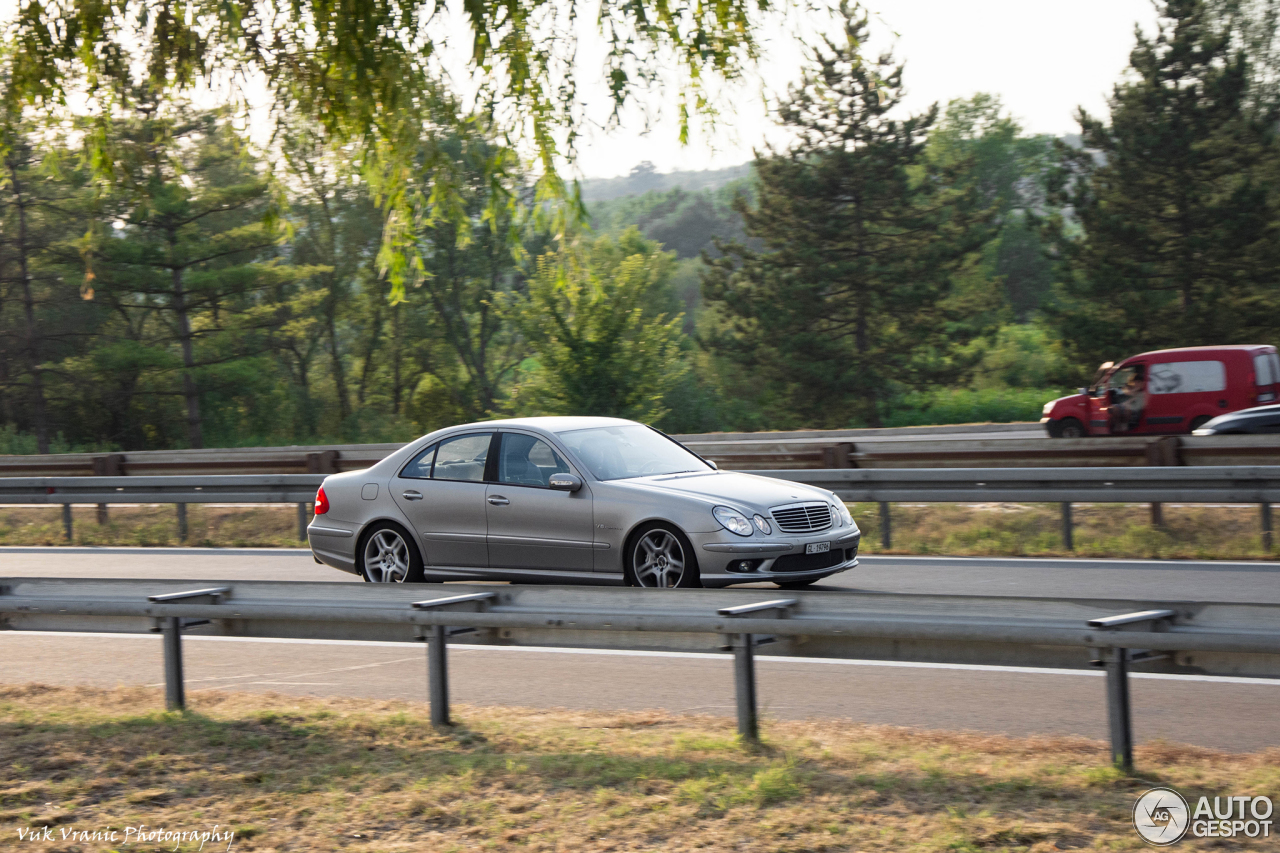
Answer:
[{"left": 5, "top": 631, "right": 1278, "bottom": 687}]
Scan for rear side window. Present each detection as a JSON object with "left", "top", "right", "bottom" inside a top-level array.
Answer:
[
  {"left": 1255, "top": 354, "right": 1275, "bottom": 386},
  {"left": 1148, "top": 361, "right": 1226, "bottom": 394},
  {"left": 432, "top": 433, "right": 492, "bottom": 482},
  {"left": 400, "top": 443, "right": 437, "bottom": 479}
]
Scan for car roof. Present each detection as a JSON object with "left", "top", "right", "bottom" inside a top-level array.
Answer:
[{"left": 435, "top": 416, "right": 639, "bottom": 435}]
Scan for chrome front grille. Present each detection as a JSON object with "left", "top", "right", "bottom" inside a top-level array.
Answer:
[{"left": 770, "top": 502, "right": 833, "bottom": 533}]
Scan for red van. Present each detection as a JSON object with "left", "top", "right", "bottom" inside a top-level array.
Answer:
[{"left": 1042, "top": 345, "right": 1280, "bottom": 438}]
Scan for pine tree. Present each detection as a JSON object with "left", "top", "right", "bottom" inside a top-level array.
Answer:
[
  {"left": 0, "top": 119, "right": 88, "bottom": 451},
  {"left": 85, "top": 105, "right": 316, "bottom": 448},
  {"left": 1045, "top": 0, "right": 1280, "bottom": 367},
  {"left": 701, "top": 4, "right": 995, "bottom": 428}
]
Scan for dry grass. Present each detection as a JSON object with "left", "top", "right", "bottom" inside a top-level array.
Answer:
[
  {"left": 0, "top": 505, "right": 303, "bottom": 548},
  {"left": 1, "top": 685, "right": 1277, "bottom": 852},
  {"left": 853, "top": 502, "right": 1278, "bottom": 561}
]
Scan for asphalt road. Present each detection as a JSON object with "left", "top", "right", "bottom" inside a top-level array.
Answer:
[
  {"left": 4, "top": 546, "right": 1277, "bottom": 602},
  {"left": 2, "top": 547, "right": 1279, "bottom": 751}
]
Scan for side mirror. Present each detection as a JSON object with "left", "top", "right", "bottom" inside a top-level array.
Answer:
[
  {"left": 549, "top": 473, "right": 583, "bottom": 492},
  {"left": 706, "top": 459, "right": 718, "bottom": 470},
  {"left": 1106, "top": 388, "right": 1117, "bottom": 404}
]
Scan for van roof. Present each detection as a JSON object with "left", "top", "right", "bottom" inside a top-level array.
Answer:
[{"left": 1131, "top": 345, "right": 1275, "bottom": 358}]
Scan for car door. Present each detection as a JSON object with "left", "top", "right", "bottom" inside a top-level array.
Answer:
[
  {"left": 485, "top": 431, "right": 595, "bottom": 572},
  {"left": 391, "top": 431, "right": 494, "bottom": 568}
]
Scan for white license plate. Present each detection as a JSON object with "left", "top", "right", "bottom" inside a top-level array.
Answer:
[{"left": 805, "top": 542, "right": 830, "bottom": 555}]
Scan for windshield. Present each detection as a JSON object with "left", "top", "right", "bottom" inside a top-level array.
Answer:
[
  {"left": 556, "top": 425, "right": 711, "bottom": 481},
  {"left": 1088, "top": 362, "right": 1115, "bottom": 395}
]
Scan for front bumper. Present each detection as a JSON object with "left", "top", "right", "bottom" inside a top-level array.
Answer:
[{"left": 692, "top": 526, "right": 862, "bottom": 587}]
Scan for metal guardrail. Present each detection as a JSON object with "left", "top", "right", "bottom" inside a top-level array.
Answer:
[
  {"left": 8, "top": 428, "right": 1280, "bottom": 477},
  {"left": 6, "top": 467, "right": 1280, "bottom": 550},
  {"left": 0, "top": 475, "right": 324, "bottom": 541},
  {"left": 3, "top": 577, "right": 1278, "bottom": 771}
]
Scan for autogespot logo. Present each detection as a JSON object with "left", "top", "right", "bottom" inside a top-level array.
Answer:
[
  {"left": 1133, "top": 788, "right": 1276, "bottom": 844},
  {"left": 1133, "top": 788, "right": 1190, "bottom": 846}
]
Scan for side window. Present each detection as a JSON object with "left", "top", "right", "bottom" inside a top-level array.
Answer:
[
  {"left": 497, "top": 433, "right": 571, "bottom": 487},
  {"left": 432, "top": 433, "right": 492, "bottom": 483},
  {"left": 1107, "top": 365, "right": 1145, "bottom": 392},
  {"left": 399, "top": 443, "right": 437, "bottom": 479},
  {"left": 1256, "top": 354, "right": 1275, "bottom": 386},
  {"left": 1148, "top": 361, "right": 1226, "bottom": 394}
]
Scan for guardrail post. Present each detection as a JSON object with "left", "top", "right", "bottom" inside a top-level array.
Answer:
[
  {"left": 96, "top": 503, "right": 108, "bottom": 525},
  {"left": 1150, "top": 502, "right": 1163, "bottom": 529},
  {"left": 733, "top": 633, "right": 758, "bottom": 742},
  {"left": 1262, "top": 503, "right": 1273, "bottom": 554},
  {"left": 716, "top": 599, "right": 794, "bottom": 744},
  {"left": 411, "top": 592, "right": 495, "bottom": 728},
  {"left": 428, "top": 624, "right": 450, "bottom": 727},
  {"left": 176, "top": 504, "right": 188, "bottom": 543},
  {"left": 1086, "top": 609, "right": 1173, "bottom": 774},
  {"left": 879, "top": 502, "right": 892, "bottom": 550},
  {"left": 147, "top": 587, "right": 229, "bottom": 712},
  {"left": 1060, "top": 502, "right": 1073, "bottom": 551},
  {"left": 296, "top": 503, "right": 309, "bottom": 542},
  {"left": 1105, "top": 647, "right": 1132, "bottom": 772},
  {"left": 163, "top": 616, "right": 185, "bottom": 711},
  {"left": 61, "top": 504, "right": 72, "bottom": 542}
]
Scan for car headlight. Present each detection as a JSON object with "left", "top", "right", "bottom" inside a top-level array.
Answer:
[
  {"left": 752, "top": 514, "right": 771, "bottom": 534},
  {"left": 1043, "top": 402, "right": 1054, "bottom": 415},
  {"left": 831, "top": 501, "right": 854, "bottom": 527},
  {"left": 713, "top": 506, "right": 753, "bottom": 536}
]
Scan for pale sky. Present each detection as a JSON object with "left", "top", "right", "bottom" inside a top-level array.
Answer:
[{"left": 573, "top": 0, "right": 1162, "bottom": 178}]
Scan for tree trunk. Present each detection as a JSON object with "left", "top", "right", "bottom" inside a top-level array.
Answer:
[
  {"left": 8, "top": 157, "right": 50, "bottom": 453},
  {"left": 170, "top": 262, "right": 204, "bottom": 448},
  {"left": 356, "top": 299, "right": 383, "bottom": 408},
  {"left": 326, "top": 304, "right": 352, "bottom": 422}
]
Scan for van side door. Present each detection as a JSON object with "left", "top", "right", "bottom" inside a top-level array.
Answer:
[{"left": 1145, "top": 359, "right": 1228, "bottom": 433}]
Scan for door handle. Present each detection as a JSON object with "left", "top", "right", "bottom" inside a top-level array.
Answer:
[
  {"left": 487, "top": 495, "right": 510, "bottom": 506},
  {"left": 402, "top": 490, "right": 423, "bottom": 501}
]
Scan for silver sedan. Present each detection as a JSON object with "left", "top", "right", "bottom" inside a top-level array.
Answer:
[{"left": 307, "top": 416, "right": 860, "bottom": 589}]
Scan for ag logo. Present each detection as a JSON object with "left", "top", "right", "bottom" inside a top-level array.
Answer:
[{"left": 1134, "top": 787, "right": 1190, "bottom": 845}]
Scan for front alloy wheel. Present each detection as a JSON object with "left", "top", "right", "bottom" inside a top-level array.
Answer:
[
  {"left": 361, "top": 525, "right": 423, "bottom": 583},
  {"left": 630, "top": 525, "right": 698, "bottom": 588}
]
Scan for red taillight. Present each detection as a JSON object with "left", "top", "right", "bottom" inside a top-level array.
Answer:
[{"left": 314, "top": 485, "right": 329, "bottom": 515}]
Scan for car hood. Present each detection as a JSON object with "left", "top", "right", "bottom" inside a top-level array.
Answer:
[{"left": 614, "top": 471, "right": 833, "bottom": 512}]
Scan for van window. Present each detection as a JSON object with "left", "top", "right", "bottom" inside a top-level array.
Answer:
[
  {"left": 1148, "top": 361, "right": 1226, "bottom": 394},
  {"left": 1255, "top": 354, "right": 1275, "bottom": 386},
  {"left": 1271, "top": 353, "right": 1280, "bottom": 385}
]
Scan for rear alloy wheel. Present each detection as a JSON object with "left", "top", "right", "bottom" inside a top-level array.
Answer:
[
  {"left": 360, "top": 523, "right": 424, "bottom": 583},
  {"left": 628, "top": 524, "right": 699, "bottom": 588}
]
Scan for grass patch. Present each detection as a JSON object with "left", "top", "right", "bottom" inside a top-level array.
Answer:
[
  {"left": 0, "top": 685, "right": 1276, "bottom": 851},
  {"left": 0, "top": 505, "right": 305, "bottom": 547},
  {"left": 852, "top": 501, "right": 1279, "bottom": 560}
]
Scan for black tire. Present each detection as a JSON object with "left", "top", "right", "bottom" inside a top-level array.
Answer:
[
  {"left": 625, "top": 522, "right": 700, "bottom": 588},
  {"left": 1189, "top": 415, "right": 1212, "bottom": 432},
  {"left": 358, "top": 521, "right": 425, "bottom": 583},
  {"left": 1056, "top": 417, "right": 1085, "bottom": 438},
  {"left": 777, "top": 579, "right": 817, "bottom": 590}
]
